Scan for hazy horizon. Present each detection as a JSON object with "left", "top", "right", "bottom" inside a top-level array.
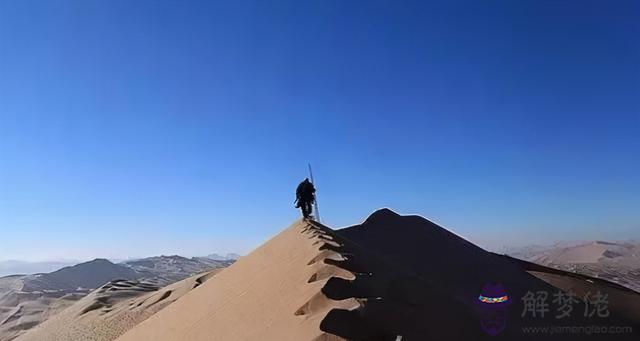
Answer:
[
  {"left": 1, "top": 1, "right": 639, "bottom": 261},
  {"left": 1, "top": 209, "right": 638, "bottom": 263},
  {"left": 0, "top": 252, "right": 242, "bottom": 267}
]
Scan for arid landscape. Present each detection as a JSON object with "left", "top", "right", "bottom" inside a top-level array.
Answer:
[
  {"left": 5, "top": 209, "right": 636, "bottom": 340},
  {"left": 116, "top": 210, "right": 640, "bottom": 340},
  {"left": 0, "top": 256, "right": 232, "bottom": 340},
  {"left": 507, "top": 241, "right": 640, "bottom": 293},
  {"left": 2, "top": 0, "right": 638, "bottom": 340},
  {"left": 2, "top": 210, "right": 639, "bottom": 340}
]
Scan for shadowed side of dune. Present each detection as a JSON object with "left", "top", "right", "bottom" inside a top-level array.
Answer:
[
  {"left": 323, "top": 209, "right": 640, "bottom": 340},
  {"left": 305, "top": 220, "right": 487, "bottom": 340},
  {"left": 112, "top": 210, "right": 640, "bottom": 341}
]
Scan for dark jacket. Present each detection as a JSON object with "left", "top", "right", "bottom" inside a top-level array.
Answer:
[{"left": 296, "top": 180, "right": 316, "bottom": 202}]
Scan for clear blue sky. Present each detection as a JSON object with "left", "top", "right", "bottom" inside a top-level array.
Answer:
[{"left": 1, "top": 0, "right": 638, "bottom": 261}]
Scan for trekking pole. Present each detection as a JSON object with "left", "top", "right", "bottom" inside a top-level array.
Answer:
[{"left": 308, "top": 163, "right": 321, "bottom": 223}]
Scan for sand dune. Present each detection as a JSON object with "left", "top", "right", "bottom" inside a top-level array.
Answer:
[
  {"left": 508, "top": 240, "right": 640, "bottom": 292},
  {"left": 116, "top": 209, "right": 640, "bottom": 340},
  {"left": 329, "top": 210, "right": 640, "bottom": 339},
  {"left": 16, "top": 269, "right": 222, "bottom": 341},
  {"left": 0, "top": 259, "right": 140, "bottom": 340},
  {"left": 525, "top": 242, "right": 614, "bottom": 264},
  {"left": 117, "top": 220, "right": 359, "bottom": 341},
  {"left": 0, "top": 256, "right": 230, "bottom": 340},
  {"left": 0, "top": 290, "right": 82, "bottom": 341},
  {"left": 10, "top": 210, "right": 638, "bottom": 340}
]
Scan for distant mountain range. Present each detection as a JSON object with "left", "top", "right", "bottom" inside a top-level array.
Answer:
[
  {"left": 0, "top": 253, "right": 241, "bottom": 278},
  {"left": 204, "top": 253, "right": 241, "bottom": 261},
  {"left": 0, "top": 255, "right": 234, "bottom": 340},
  {"left": 121, "top": 255, "right": 234, "bottom": 286},
  {"left": 19, "top": 259, "right": 142, "bottom": 292}
]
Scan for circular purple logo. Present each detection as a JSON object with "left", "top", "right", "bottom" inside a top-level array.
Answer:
[{"left": 476, "top": 283, "right": 512, "bottom": 336}]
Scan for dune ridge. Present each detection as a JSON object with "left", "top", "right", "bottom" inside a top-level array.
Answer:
[
  {"left": 30, "top": 209, "right": 639, "bottom": 340},
  {"left": 116, "top": 211, "right": 640, "bottom": 340},
  {"left": 117, "top": 220, "right": 362, "bottom": 341}
]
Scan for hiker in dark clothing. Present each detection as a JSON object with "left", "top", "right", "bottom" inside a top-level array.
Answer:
[{"left": 295, "top": 178, "right": 316, "bottom": 219}]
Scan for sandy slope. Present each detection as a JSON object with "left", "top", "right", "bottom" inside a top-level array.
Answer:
[
  {"left": 117, "top": 220, "right": 358, "bottom": 341},
  {"left": 16, "top": 269, "right": 222, "bottom": 341},
  {"left": 15, "top": 210, "right": 637, "bottom": 340},
  {"left": 330, "top": 210, "right": 640, "bottom": 339},
  {"left": 508, "top": 241, "right": 640, "bottom": 292},
  {"left": 0, "top": 255, "right": 229, "bottom": 340},
  {"left": 118, "top": 209, "right": 640, "bottom": 340},
  {"left": 0, "top": 291, "right": 81, "bottom": 341},
  {"left": 521, "top": 242, "right": 614, "bottom": 264}
]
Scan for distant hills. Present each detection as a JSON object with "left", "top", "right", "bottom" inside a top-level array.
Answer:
[
  {"left": 0, "top": 254, "right": 234, "bottom": 340},
  {"left": 121, "top": 255, "right": 234, "bottom": 286},
  {"left": 17, "top": 270, "right": 225, "bottom": 341},
  {"left": 21, "top": 259, "right": 142, "bottom": 292},
  {"left": 506, "top": 240, "right": 640, "bottom": 292},
  {"left": 204, "top": 253, "right": 241, "bottom": 261}
]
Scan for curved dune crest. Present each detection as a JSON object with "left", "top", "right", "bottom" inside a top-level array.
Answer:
[
  {"left": 116, "top": 220, "right": 359, "bottom": 341},
  {"left": 111, "top": 210, "right": 640, "bottom": 340}
]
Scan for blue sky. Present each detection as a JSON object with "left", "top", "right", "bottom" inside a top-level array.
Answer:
[{"left": 1, "top": 0, "right": 638, "bottom": 261}]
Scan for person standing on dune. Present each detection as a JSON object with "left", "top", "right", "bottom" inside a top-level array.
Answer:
[{"left": 295, "top": 178, "right": 316, "bottom": 219}]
